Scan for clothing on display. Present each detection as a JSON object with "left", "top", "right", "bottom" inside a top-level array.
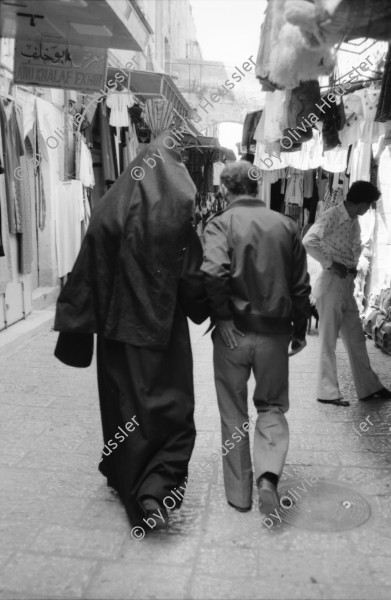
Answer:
[
  {"left": 213, "top": 161, "right": 225, "bottom": 186},
  {"left": 55, "top": 180, "right": 85, "bottom": 278},
  {"left": 0, "top": 99, "right": 24, "bottom": 234},
  {"left": 99, "top": 102, "right": 117, "bottom": 184},
  {"left": 375, "top": 44, "right": 391, "bottom": 122},
  {"left": 242, "top": 110, "right": 263, "bottom": 154},
  {"left": 284, "top": 168, "right": 304, "bottom": 206},
  {"left": 106, "top": 90, "right": 135, "bottom": 128}
]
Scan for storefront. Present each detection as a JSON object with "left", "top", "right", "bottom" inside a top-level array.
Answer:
[{"left": 0, "top": 0, "right": 152, "bottom": 331}]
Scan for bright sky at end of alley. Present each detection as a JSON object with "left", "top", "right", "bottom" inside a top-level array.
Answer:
[{"left": 189, "top": 0, "right": 267, "bottom": 66}]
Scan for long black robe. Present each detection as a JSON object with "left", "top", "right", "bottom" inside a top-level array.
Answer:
[{"left": 54, "top": 134, "right": 209, "bottom": 526}]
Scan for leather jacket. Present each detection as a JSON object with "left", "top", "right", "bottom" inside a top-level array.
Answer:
[{"left": 201, "top": 197, "right": 311, "bottom": 336}]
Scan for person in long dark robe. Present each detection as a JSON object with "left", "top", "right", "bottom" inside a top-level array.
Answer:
[{"left": 53, "top": 132, "right": 209, "bottom": 530}]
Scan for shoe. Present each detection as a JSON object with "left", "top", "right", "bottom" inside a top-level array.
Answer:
[
  {"left": 228, "top": 501, "right": 252, "bottom": 513},
  {"left": 257, "top": 477, "right": 280, "bottom": 515},
  {"left": 360, "top": 387, "right": 391, "bottom": 401},
  {"left": 141, "top": 497, "right": 169, "bottom": 530},
  {"left": 317, "top": 398, "right": 350, "bottom": 407}
]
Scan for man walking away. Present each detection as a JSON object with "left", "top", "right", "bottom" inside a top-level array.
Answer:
[
  {"left": 303, "top": 180, "right": 391, "bottom": 407},
  {"left": 201, "top": 161, "right": 311, "bottom": 517}
]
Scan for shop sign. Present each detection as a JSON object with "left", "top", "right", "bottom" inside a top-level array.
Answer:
[{"left": 14, "top": 39, "right": 108, "bottom": 92}]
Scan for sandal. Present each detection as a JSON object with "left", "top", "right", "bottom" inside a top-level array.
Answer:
[{"left": 317, "top": 398, "right": 350, "bottom": 407}]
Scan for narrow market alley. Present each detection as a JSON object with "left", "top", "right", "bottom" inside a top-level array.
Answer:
[{"left": 0, "top": 319, "right": 390, "bottom": 600}]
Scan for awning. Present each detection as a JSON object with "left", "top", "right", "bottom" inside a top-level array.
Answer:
[
  {"left": 179, "top": 133, "right": 220, "bottom": 150},
  {"left": 128, "top": 70, "right": 193, "bottom": 121},
  {"left": 0, "top": 0, "right": 152, "bottom": 51}
]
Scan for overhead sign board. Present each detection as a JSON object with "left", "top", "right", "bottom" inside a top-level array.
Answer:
[{"left": 14, "top": 39, "right": 108, "bottom": 92}]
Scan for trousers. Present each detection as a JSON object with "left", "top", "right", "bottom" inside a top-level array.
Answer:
[
  {"left": 314, "top": 269, "right": 382, "bottom": 400},
  {"left": 213, "top": 330, "right": 290, "bottom": 509}
]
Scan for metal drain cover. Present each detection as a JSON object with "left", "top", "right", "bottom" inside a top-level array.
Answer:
[{"left": 276, "top": 479, "right": 371, "bottom": 531}]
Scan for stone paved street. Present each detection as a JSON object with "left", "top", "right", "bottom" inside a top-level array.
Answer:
[{"left": 0, "top": 318, "right": 391, "bottom": 599}]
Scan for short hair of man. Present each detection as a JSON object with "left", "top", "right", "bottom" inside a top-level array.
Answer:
[
  {"left": 220, "top": 161, "right": 258, "bottom": 197},
  {"left": 346, "top": 181, "right": 381, "bottom": 205}
]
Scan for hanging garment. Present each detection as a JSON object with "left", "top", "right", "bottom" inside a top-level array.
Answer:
[
  {"left": 355, "top": 88, "right": 386, "bottom": 143},
  {"left": 242, "top": 111, "right": 263, "bottom": 154},
  {"left": 285, "top": 0, "right": 391, "bottom": 51},
  {"left": 285, "top": 129, "right": 322, "bottom": 170},
  {"left": 55, "top": 180, "right": 85, "bottom": 278},
  {"left": 257, "top": 90, "right": 286, "bottom": 144},
  {"left": 347, "top": 140, "right": 372, "bottom": 184},
  {"left": 320, "top": 145, "right": 348, "bottom": 173},
  {"left": 375, "top": 44, "right": 391, "bottom": 123},
  {"left": 255, "top": 0, "right": 283, "bottom": 91},
  {"left": 213, "top": 161, "right": 225, "bottom": 185},
  {"left": 142, "top": 99, "right": 175, "bottom": 139},
  {"left": 100, "top": 103, "right": 117, "bottom": 183},
  {"left": 375, "top": 144, "right": 391, "bottom": 285},
  {"left": 125, "top": 118, "right": 139, "bottom": 164},
  {"left": 285, "top": 80, "right": 321, "bottom": 142},
  {"left": 254, "top": 140, "right": 288, "bottom": 171},
  {"left": 106, "top": 90, "right": 135, "bottom": 127},
  {"left": 255, "top": 0, "right": 334, "bottom": 89},
  {"left": 0, "top": 100, "right": 24, "bottom": 234},
  {"left": 303, "top": 170, "right": 314, "bottom": 198},
  {"left": 79, "top": 136, "right": 95, "bottom": 188},
  {"left": 0, "top": 162, "right": 12, "bottom": 289},
  {"left": 201, "top": 150, "right": 217, "bottom": 194},
  {"left": 284, "top": 168, "right": 304, "bottom": 206},
  {"left": 339, "top": 93, "right": 363, "bottom": 149},
  {"left": 15, "top": 106, "right": 33, "bottom": 274}
]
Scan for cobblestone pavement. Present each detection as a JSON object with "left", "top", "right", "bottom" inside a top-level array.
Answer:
[{"left": 0, "top": 320, "right": 391, "bottom": 600}]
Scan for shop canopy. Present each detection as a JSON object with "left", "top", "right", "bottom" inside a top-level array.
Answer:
[
  {"left": 0, "top": 0, "right": 152, "bottom": 52},
  {"left": 128, "top": 70, "right": 193, "bottom": 121},
  {"left": 179, "top": 133, "right": 220, "bottom": 150}
]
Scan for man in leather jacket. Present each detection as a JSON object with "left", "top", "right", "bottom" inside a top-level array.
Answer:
[{"left": 201, "top": 161, "right": 311, "bottom": 519}]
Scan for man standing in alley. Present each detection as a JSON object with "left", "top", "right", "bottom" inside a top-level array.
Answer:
[
  {"left": 303, "top": 180, "right": 391, "bottom": 407},
  {"left": 201, "top": 161, "right": 311, "bottom": 517}
]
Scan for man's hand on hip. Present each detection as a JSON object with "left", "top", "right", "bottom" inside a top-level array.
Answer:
[
  {"left": 330, "top": 261, "right": 347, "bottom": 278},
  {"left": 216, "top": 319, "right": 245, "bottom": 349}
]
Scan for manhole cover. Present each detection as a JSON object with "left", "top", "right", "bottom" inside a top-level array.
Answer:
[{"left": 276, "top": 479, "right": 371, "bottom": 531}]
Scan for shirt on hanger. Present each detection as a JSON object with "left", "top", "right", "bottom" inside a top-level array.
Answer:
[{"left": 106, "top": 90, "right": 135, "bottom": 127}]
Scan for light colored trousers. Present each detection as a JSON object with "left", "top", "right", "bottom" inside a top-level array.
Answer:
[
  {"left": 213, "top": 331, "right": 290, "bottom": 509},
  {"left": 314, "top": 269, "right": 382, "bottom": 400}
]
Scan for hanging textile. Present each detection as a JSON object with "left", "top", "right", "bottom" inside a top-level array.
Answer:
[
  {"left": 100, "top": 103, "right": 117, "bottom": 184},
  {"left": 375, "top": 44, "right": 391, "bottom": 123},
  {"left": 355, "top": 88, "right": 385, "bottom": 143},
  {"left": 106, "top": 90, "right": 135, "bottom": 127},
  {"left": 242, "top": 110, "right": 262, "bottom": 154},
  {"left": 284, "top": 168, "right": 304, "bottom": 206},
  {"left": 0, "top": 176, "right": 12, "bottom": 291},
  {"left": 142, "top": 99, "right": 175, "bottom": 139},
  {"left": 55, "top": 180, "right": 85, "bottom": 278},
  {"left": 124, "top": 118, "right": 139, "bottom": 165},
  {"left": 0, "top": 99, "right": 23, "bottom": 234},
  {"left": 200, "top": 149, "right": 218, "bottom": 195},
  {"left": 15, "top": 106, "right": 33, "bottom": 274},
  {"left": 213, "top": 161, "right": 224, "bottom": 185},
  {"left": 79, "top": 136, "right": 95, "bottom": 188}
]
